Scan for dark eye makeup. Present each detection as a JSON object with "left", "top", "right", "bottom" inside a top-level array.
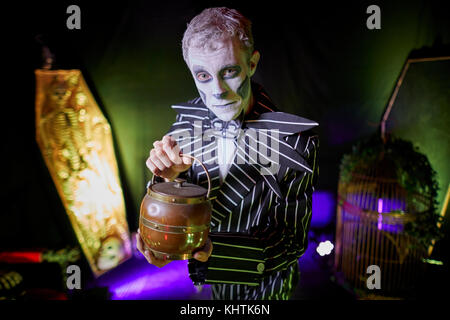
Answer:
[
  {"left": 221, "top": 66, "right": 241, "bottom": 79},
  {"left": 193, "top": 65, "right": 241, "bottom": 83}
]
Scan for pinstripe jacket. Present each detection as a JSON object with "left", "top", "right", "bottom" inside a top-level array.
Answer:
[{"left": 165, "top": 82, "right": 319, "bottom": 292}]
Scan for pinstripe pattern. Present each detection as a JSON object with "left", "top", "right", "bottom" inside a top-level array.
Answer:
[{"left": 166, "top": 82, "right": 319, "bottom": 299}]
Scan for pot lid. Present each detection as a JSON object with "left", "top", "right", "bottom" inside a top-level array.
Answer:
[{"left": 150, "top": 178, "right": 207, "bottom": 199}]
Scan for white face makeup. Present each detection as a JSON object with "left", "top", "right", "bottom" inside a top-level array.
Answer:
[{"left": 187, "top": 37, "right": 259, "bottom": 121}]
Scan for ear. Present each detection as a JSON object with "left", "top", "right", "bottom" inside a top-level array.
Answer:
[{"left": 249, "top": 50, "right": 260, "bottom": 77}]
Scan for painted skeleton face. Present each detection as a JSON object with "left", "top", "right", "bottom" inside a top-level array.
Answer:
[
  {"left": 97, "top": 236, "right": 124, "bottom": 271},
  {"left": 187, "top": 37, "right": 260, "bottom": 121}
]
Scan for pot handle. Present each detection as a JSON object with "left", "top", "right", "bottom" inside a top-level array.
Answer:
[{"left": 150, "top": 153, "right": 211, "bottom": 198}]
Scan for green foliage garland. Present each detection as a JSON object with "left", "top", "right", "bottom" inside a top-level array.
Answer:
[{"left": 339, "top": 133, "right": 443, "bottom": 249}]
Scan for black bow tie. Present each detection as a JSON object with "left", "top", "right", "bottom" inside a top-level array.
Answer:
[{"left": 208, "top": 110, "right": 245, "bottom": 139}]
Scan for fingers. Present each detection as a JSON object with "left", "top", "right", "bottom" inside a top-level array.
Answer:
[
  {"left": 142, "top": 249, "right": 152, "bottom": 264},
  {"left": 146, "top": 250, "right": 171, "bottom": 268},
  {"left": 193, "top": 238, "right": 213, "bottom": 262},
  {"left": 145, "top": 157, "right": 160, "bottom": 175},
  {"left": 135, "top": 230, "right": 145, "bottom": 254},
  {"left": 135, "top": 230, "right": 171, "bottom": 268},
  {"left": 146, "top": 148, "right": 169, "bottom": 177},
  {"left": 135, "top": 230, "right": 151, "bottom": 263},
  {"left": 151, "top": 145, "right": 172, "bottom": 168},
  {"left": 181, "top": 154, "right": 193, "bottom": 165},
  {"left": 146, "top": 136, "right": 184, "bottom": 176},
  {"left": 161, "top": 135, "right": 192, "bottom": 166},
  {"left": 162, "top": 136, "right": 182, "bottom": 165}
]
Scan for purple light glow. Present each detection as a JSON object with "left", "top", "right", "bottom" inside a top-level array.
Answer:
[
  {"left": 311, "top": 191, "right": 335, "bottom": 228},
  {"left": 93, "top": 256, "right": 211, "bottom": 300},
  {"left": 111, "top": 260, "right": 192, "bottom": 299},
  {"left": 344, "top": 194, "right": 406, "bottom": 233},
  {"left": 377, "top": 198, "right": 383, "bottom": 213},
  {"left": 375, "top": 197, "right": 405, "bottom": 233},
  {"left": 377, "top": 199, "right": 383, "bottom": 230},
  {"left": 347, "top": 193, "right": 406, "bottom": 213},
  {"left": 377, "top": 197, "right": 405, "bottom": 213}
]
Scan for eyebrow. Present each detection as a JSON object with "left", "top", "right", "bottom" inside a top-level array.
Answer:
[
  {"left": 220, "top": 64, "right": 241, "bottom": 71},
  {"left": 192, "top": 64, "right": 241, "bottom": 74},
  {"left": 192, "top": 65, "right": 207, "bottom": 73}
]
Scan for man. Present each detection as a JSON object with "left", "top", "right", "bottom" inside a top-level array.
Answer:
[{"left": 136, "top": 7, "right": 319, "bottom": 300}]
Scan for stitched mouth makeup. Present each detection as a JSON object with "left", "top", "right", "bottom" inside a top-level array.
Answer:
[{"left": 213, "top": 102, "right": 236, "bottom": 108}]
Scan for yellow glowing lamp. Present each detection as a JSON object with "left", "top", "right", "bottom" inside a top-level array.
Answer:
[{"left": 35, "top": 69, "right": 132, "bottom": 277}]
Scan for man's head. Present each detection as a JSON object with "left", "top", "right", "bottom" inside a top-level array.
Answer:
[{"left": 182, "top": 7, "right": 260, "bottom": 121}]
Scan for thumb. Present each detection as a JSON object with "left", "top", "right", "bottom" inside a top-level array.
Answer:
[
  {"left": 194, "top": 251, "right": 207, "bottom": 262},
  {"left": 193, "top": 238, "right": 212, "bottom": 262}
]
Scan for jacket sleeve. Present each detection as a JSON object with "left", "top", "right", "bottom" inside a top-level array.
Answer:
[{"left": 188, "top": 131, "right": 319, "bottom": 286}]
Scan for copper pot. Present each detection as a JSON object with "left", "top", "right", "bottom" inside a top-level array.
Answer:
[{"left": 139, "top": 154, "right": 211, "bottom": 260}]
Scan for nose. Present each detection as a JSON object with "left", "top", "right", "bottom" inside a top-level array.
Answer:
[
  {"left": 211, "top": 79, "right": 228, "bottom": 100},
  {"left": 213, "top": 91, "right": 228, "bottom": 99}
]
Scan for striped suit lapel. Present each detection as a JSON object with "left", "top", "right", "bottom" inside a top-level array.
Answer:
[{"left": 210, "top": 144, "right": 263, "bottom": 229}]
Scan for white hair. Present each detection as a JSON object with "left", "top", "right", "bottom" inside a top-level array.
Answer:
[{"left": 182, "top": 7, "right": 254, "bottom": 64}]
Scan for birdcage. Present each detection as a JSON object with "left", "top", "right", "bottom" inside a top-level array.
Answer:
[
  {"left": 333, "top": 56, "right": 448, "bottom": 298},
  {"left": 334, "top": 142, "right": 434, "bottom": 298}
]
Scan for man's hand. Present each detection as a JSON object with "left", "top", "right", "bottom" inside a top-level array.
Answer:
[
  {"left": 146, "top": 135, "right": 192, "bottom": 181},
  {"left": 193, "top": 237, "right": 213, "bottom": 262},
  {"left": 135, "top": 229, "right": 171, "bottom": 268}
]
